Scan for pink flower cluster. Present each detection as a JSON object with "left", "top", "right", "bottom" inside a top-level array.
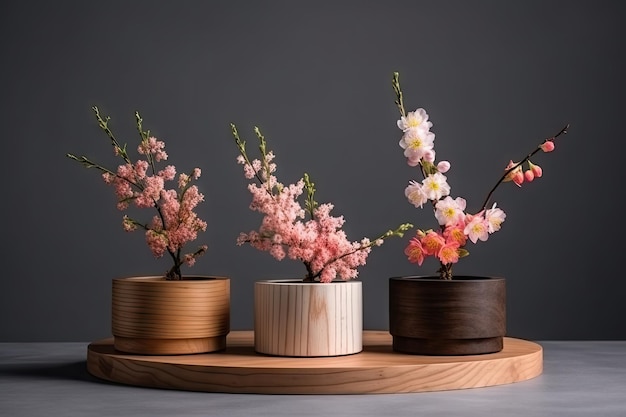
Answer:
[
  {"left": 238, "top": 180, "right": 374, "bottom": 282},
  {"left": 232, "top": 125, "right": 403, "bottom": 283},
  {"left": 398, "top": 108, "right": 507, "bottom": 269},
  {"left": 102, "top": 140, "right": 207, "bottom": 263},
  {"left": 404, "top": 201, "right": 505, "bottom": 267},
  {"left": 68, "top": 108, "right": 208, "bottom": 279},
  {"left": 392, "top": 72, "right": 567, "bottom": 279}
]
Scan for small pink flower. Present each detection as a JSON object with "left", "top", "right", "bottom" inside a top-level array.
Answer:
[
  {"left": 443, "top": 223, "right": 467, "bottom": 246},
  {"left": 145, "top": 229, "right": 168, "bottom": 258},
  {"left": 540, "top": 140, "right": 555, "bottom": 152},
  {"left": 464, "top": 215, "right": 489, "bottom": 244},
  {"left": 404, "top": 237, "right": 426, "bottom": 266},
  {"left": 397, "top": 108, "right": 432, "bottom": 133},
  {"left": 422, "top": 172, "right": 450, "bottom": 201},
  {"left": 421, "top": 231, "right": 445, "bottom": 256},
  {"left": 236, "top": 232, "right": 250, "bottom": 246},
  {"left": 243, "top": 164, "right": 256, "bottom": 179},
  {"left": 178, "top": 173, "right": 190, "bottom": 188},
  {"left": 435, "top": 196, "right": 466, "bottom": 226},
  {"left": 102, "top": 172, "right": 114, "bottom": 184},
  {"left": 184, "top": 253, "right": 197, "bottom": 266},
  {"left": 399, "top": 129, "right": 435, "bottom": 162},
  {"left": 122, "top": 215, "right": 137, "bottom": 232},
  {"left": 138, "top": 137, "right": 168, "bottom": 161},
  {"left": 438, "top": 242, "right": 460, "bottom": 264},
  {"left": 485, "top": 203, "right": 506, "bottom": 233},
  {"left": 405, "top": 180, "right": 428, "bottom": 208},
  {"left": 134, "top": 160, "right": 149, "bottom": 179},
  {"left": 269, "top": 244, "right": 286, "bottom": 261},
  {"left": 160, "top": 165, "right": 176, "bottom": 181}
]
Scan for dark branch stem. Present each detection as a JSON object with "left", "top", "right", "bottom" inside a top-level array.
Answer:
[{"left": 480, "top": 123, "right": 569, "bottom": 212}]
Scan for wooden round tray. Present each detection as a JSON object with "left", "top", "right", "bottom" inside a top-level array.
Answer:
[{"left": 87, "top": 330, "right": 542, "bottom": 394}]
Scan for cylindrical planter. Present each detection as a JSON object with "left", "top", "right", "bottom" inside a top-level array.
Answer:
[
  {"left": 254, "top": 279, "right": 362, "bottom": 357},
  {"left": 389, "top": 276, "right": 505, "bottom": 355},
  {"left": 112, "top": 276, "right": 230, "bottom": 355}
]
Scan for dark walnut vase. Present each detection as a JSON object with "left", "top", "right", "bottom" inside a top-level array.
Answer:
[{"left": 389, "top": 276, "right": 506, "bottom": 355}]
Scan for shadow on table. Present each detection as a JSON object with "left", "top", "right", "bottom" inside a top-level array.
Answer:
[{"left": 0, "top": 361, "right": 117, "bottom": 385}]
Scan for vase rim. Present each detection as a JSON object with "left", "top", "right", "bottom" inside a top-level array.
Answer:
[
  {"left": 113, "top": 275, "right": 229, "bottom": 282},
  {"left": 389, "top": 275, "right": 504, "bottom": 282},
  {"left": 256, "top": 279, "right": 361, "bottom": 285}
]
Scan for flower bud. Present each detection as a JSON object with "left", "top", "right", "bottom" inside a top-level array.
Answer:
[
  {"left": 540, "top": 140, "right": 555, "bottom": 152},
  {"left": 423, "top": 149, "right": 436, "bottom": 162},
  {"left": 529, "top": 161, "right": 543, "bottom": 178},
  {"left": 407, "top": 157, "right": 420, "bottom": 167},
  {"left": 437, "top": 160, "right": 451, "bottom": 173},
  {"left": 504, "top": 160, "right": 524, "bottom": 187},
  {"left": 512, "top": 171, "right": 524, "bottom": 186},
  {"left": 524, "top": 169, "right": 535, "bottom": 182}
]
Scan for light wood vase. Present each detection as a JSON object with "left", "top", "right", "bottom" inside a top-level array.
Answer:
[
  {"left": 254, "top": 279, "right": 362, "bottom": 357},
  {"left": 112, "top": 276, "right": 230, "bottom": 355},
  {"left": 389, "top": 276, "right": 506, "bottom": 355}
]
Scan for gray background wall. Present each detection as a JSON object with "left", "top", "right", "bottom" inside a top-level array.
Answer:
[{"left": 1, "top": 0, "right": 624, "bottom": 342}]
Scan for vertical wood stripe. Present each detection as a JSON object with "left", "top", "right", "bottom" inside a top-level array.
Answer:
[{"left": 254, "top": 280, "right": 362, "bottom": 357}]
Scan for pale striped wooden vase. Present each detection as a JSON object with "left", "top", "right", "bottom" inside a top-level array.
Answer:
[
  {"left": 112, "top": 276, "right": 230, "bottom": 355},
  {"left": 254, "top": 279, "right": 362, "bottom": 357}
]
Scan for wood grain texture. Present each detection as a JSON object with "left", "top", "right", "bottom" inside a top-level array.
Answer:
[
  {"left": 254, "top": 280, "right": 362, "bottom": 357},
  {"left": 389, "top": 276, "right": 506, "bottom": 355},
  {"left": 87, "top": 331, "right": 543, "bottom": 394},
  {"left": 112, "top": 276, "right": 230, "bottom": 355}
]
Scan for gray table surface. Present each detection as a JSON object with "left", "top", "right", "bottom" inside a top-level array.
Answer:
[{"left": 1, "top": 340, "right": 625, "bottom": 417}]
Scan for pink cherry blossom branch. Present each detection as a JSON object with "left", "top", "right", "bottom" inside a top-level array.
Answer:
[
  {"left": 303, "top": 223, "right": 414, "bottom": 281},
  {"left": 66, "top": 153, "right": 185, "bottom": 276},
  {"left": 69, "top": 108, "right": 207, "bottom": 280},
  {"left": 231, "top": 123, "right": 276, "bottom": 195},
  {"left": 92, "top": 106, "right": 133, "bottom": 166},
  {"left": 233, "top": 123, "right": 412, "bottom": 282},
  {"left": 479, "top": 123, "right": 569, "bottom": 212},
  {"left": 392, "top": 73, "right": 440, "bottom": 200},
  {"left": 392, "top": 71, "right": 569, "bottom": 280},
  {"left": 68, "top": 168, "right": 187, "bottom": 280},
  {"left": 135, "top": 111, "right": 159, "bottom": 176}
]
